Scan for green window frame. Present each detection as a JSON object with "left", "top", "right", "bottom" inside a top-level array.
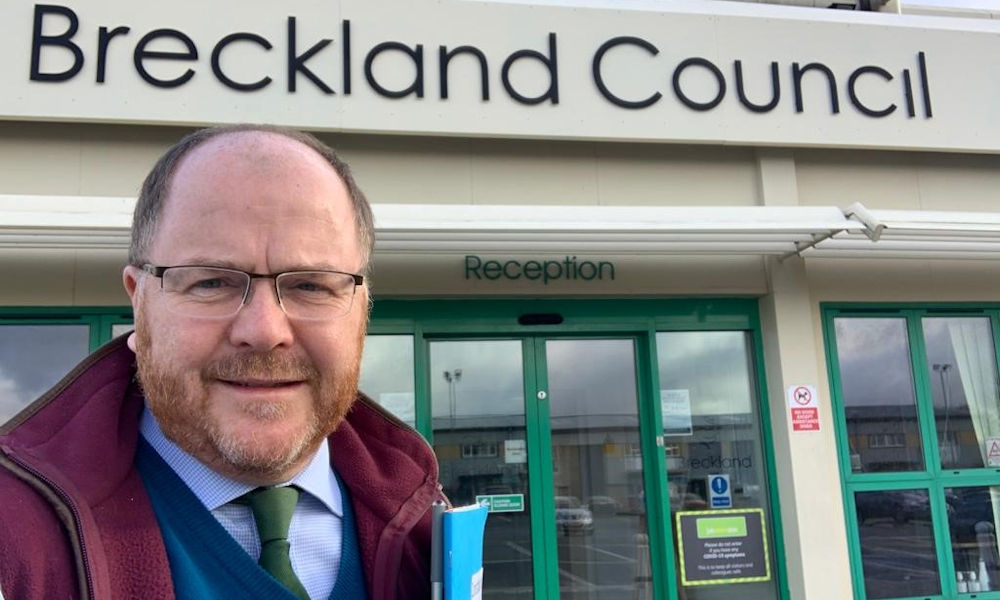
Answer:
[
  {"left": 824, "top": 304, "right": 1000, "bottom": 600},
  {"left": 0, "top": 307, "right": 134, "bottom": 350}
]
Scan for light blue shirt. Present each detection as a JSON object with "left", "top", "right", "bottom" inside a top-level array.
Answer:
[{"left": 140, "top": 407, "right": 343, "bottom": 600}]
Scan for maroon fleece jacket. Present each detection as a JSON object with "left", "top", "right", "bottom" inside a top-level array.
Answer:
[{"left": 0, "top": 336, "right": 443, "bottom": 600}]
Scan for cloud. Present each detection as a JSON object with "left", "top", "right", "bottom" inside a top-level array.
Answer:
[{"left": 0, "top": 364, "right": 30, "bottom": 422}]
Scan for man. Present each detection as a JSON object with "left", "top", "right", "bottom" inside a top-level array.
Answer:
[{"left": 0, "top": 125, "right": 443, "bottom": 599}]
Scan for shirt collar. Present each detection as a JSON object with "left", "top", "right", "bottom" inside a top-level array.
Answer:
[{"left": 139, "top": 405, "right": 342, "bottom": 517}]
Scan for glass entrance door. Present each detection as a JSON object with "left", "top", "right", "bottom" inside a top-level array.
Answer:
[
  {"left": 430, "top": 339, "right": 538, "bottom": 598},
  {"left": 542, "top": 338, "right": 654, "bottom": 600},
  {"left": 429, "top": 336, "right": 653, "bottom": 600}
]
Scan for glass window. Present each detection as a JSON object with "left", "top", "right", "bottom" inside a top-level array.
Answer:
[
  {"left": 854, "top": 489, "right": 940, "bottom": 599},
  {"left": 946, "top": 486, "right": 1000, "bottom": 593},
  {"left": 831, "top": 310, "right": 1000, "bottom": 600},
  {"left": 923, "top": 317, "right": 1000, "bottom": 470},
  {"left": 359, "top": 335, "right": 415, "bottom": 426},
  {"left": 656, "top": 331, "right": 777, "bottom": 600},
  {"left": 834, "top": 318, "right": 923, "bottom": 473},
  {"left": 111, "top": 323, "right": 134, "bottom": 338},
  {"left": 0, "top": 325, "right": 90, "bottom": 422}
]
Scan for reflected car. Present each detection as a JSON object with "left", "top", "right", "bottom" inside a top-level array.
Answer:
[
  {"left": 585, "top": 495, "right": 620, "bottom": 516},
  {"left": 678, "top": 492, "right": 708, "bottom": 510},
  {"left": 856, "top": 490, "right": 930, "bottom": 525},
  {"left": 555, "top": 496, "right": 594, "bottom": 534}
]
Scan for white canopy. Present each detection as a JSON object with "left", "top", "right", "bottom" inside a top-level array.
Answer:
[{"left": 2, "top": 195, "right": 1000, "bottom": 259}]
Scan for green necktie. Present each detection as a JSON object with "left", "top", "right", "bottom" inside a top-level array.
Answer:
[{"left": 242, "top": 486, "right": 311, "bottom": 600}]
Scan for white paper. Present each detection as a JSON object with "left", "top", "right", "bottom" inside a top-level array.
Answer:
[
  {"left": 471, "top": 567, "right": 484, "bottom": 600},
  {"left": 504, "top": 439, "right": 527, "bottom": 464},
  {"left": 661, "top": 389, "right": 693, "bottom": 436}
]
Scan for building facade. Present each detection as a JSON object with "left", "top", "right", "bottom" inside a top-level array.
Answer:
[{"left": 2, "top": 1, "right": 1000, "bottom": 599}]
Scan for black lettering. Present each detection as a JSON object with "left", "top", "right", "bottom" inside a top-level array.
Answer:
[
  {"left": 342, "top": 20, "right": 352, "bottom": 95},
  {"left": 503, "top": 260, "right": 521, "bottom": 279},
  {"left": 482, "top": 260, "right": 502, "bottom": 280},
  {"left": 591, "top": 36, "right": 661, "bottom": 109},
  {"left": 464, "top": 255, "right": 482, "bottom": 279},
  {"left": 792, "top": 62, "right": 839, "bottom": 114},
  {"left": 579, "top": 261, "right": 597, "bottom": 280},
  {"left": 598, "top": 261, "right": 615, "bottom": 280},
  {"left": 365, "top": 42, "right": 425, "bottom": 98},
  {"left": 287, "top": 16, "right": 333, "bottom": 94},
  {"left": 133, "top": 29, "right": 197, "bottom": 88},
  {"left": 902, "top": 69, "right": 915, "bottom": 118},
  {"left": 848, "top": 66, "right": 895, "bottom": 118},
  {"left": 501, "top": 33, "right": 558, "bottom": 105},
  {"left": 672, "top": 58, "right": 726, "bottom": 111},
  {"left": 439, "top": 45, "right": 489, "bottom": 100},
  {"left": 543, "top": 260, "right": 561, "bottom": 284},
  {"left": 211, "top": 33, "right": 272, "bottom": 91},
  {"left": 96, "top": 26, "right": 130, "bottom": 84},
  {"left": 30, "top": 4, "right": 83, "bottom": 82},
  {"left": 734, "top": 60, "right": 779, "bottom": 113},
  {"left": 918, "top": 51, "right": 932, "bottom": 118},
  {"left": 523, "top": 261, "right": 542, "bottom": 280}
]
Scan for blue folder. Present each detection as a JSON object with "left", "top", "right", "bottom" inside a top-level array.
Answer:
[{"left": 442, "top": 503, "right": 489, "bottom": 600}]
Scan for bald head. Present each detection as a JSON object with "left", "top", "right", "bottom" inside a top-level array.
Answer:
[{"left": 130, "top": 125, "right": 374, "bottom": 274}]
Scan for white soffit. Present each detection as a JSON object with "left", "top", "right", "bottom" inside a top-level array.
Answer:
[{"left": 3, "top": 195, "right": 1000, "bottom": 259}]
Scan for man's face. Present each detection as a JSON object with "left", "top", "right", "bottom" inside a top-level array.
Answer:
[{"left": 123, "top": 132, "right": 368, "bottom": 485}]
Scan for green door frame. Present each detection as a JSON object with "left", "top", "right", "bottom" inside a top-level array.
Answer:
[
  {"left": 2, "top": 299, "right": 788, "bottom": 600},
  {"left": 370, "top": 298, "right": 788, "bottom": 600},
  {"left": 822, "top": 303, "right": 1000, "bottom": 600}
]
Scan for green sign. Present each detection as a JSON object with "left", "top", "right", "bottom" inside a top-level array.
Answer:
[
  {"left": 476, "top": 494, "right": 525, "bottom": 513},
  {"left": 697, "top": 516, "right": 748, "bottom": 539}
]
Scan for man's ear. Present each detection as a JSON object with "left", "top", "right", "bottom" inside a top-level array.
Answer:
[
  {"left": 123, "top": 264, "right": 141, "bottom": 302},
  {"left": 122, "top": 265, "right": 142, "bottom": 353}
]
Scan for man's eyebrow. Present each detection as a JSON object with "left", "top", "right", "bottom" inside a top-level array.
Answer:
[
  {"left": 162, "top": 258, "right": 354, "bottom": 273},
  {"left": 166, "top": 258, "right": 246, "bottom": 270}
]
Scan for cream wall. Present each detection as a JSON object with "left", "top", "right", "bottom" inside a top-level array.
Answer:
[{"left": 796, "top": 149, "right": 1000, "bottom": 212}]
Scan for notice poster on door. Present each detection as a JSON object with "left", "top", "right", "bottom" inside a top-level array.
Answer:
[
  {"left": 675, "top": 508, "right": 771, "bottom": 586},
  {"left": 662, "top": 389, "right": 693, "bottom": 436}
]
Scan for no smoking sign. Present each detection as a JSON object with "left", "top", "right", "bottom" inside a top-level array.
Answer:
[{"left": 786, "top": 384, "right": 820, "bottom": 432}]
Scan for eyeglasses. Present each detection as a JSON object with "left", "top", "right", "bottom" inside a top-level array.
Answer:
[{"left": 140, "top": 264, "right": 364, "bottom": 320}]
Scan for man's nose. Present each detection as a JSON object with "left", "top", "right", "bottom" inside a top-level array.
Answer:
[{"left": 228, "top": 278, "right": 294, "bottom": 350}]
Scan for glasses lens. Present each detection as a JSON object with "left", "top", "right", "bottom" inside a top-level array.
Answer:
[
  {"left": 160, "top": 267, "right": 249, "bottom": 318},
  {"left": 276, "top": 271, "right": 358, "bottom": 320}
]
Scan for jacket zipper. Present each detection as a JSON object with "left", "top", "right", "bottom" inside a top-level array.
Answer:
[{"left": 6, "top": 452, "right": 95, "bottom": 600}]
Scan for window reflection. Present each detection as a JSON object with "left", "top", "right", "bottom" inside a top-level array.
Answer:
[
  {"left": 430, "top": 340, "right": 533, "bottom": 599},
  {"left": 360, "top": 335, "right": 415, "bottom": 426},
  {"left": 0, "top": 325, "right": 90, "bottom": 422},
  {"left": 923, "top": 318, "right": 1000, "bottom": 470},
  {"left": 656, "top": 331, "right": 778, "bottom": 600},
  {"left": 854, "top": 489, "right": 940, "bottom": 599},
  {"left": 546, "top": 339, "right": 652, "bottom": 600},
  {"left": 835, "top": 318, "right": 923, "bottom": 473},
  {"left": 946, "top": 486, "right": 1000, "bottom": 593}
]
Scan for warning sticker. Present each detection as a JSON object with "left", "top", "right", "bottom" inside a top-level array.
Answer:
[
  {"left": 786, "top": 385, "right": 820, "bottom": 432},
  {"left": 987, "top": 437, "right": 1000, "bottom": 467}
]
